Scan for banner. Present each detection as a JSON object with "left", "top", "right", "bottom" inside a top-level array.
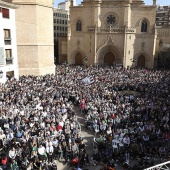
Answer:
[{"left": 81, "top": 75, "right": 94, "bottom": 85}]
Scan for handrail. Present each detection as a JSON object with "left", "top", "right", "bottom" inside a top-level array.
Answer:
[
  {"left": 87, "top": 26, "right": 136, "bottom": 33},
  {"left": 144, "top": 161, "right": 170, "bottom": 170}
]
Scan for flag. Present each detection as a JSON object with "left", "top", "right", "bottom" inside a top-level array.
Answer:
[{"left": 81, "top": 75, "right": 94, "bottom": 85}]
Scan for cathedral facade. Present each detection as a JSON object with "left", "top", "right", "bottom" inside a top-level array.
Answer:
[{"left": 67, "top": 0, "right": 157, "bottom": 68}]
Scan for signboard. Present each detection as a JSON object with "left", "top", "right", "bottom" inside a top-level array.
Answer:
[{"left": 0, "top": 47, "right": 5, "bottom": 65}]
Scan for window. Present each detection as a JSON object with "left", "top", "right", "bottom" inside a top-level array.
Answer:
[
  {"left": 76, "top": 20, "right": 82, "bottom": 31},
  {"left": 5, "top": 49, "right": 12, "bottom": 64},
  {"left": 54, "top": 19, "right": 56, "bottom": 23},
  {"left": 2, "top": 8, "right": 9, "bottom": 18},
  {"left": 65, "top": 20, "right": 67, "bottom": 25},
  {"left": 4, "top": 29, "right": 10, "bottom": 38},
  {"left": 57, "top": 19, "right": 59, "bottom": 24},
  {"left": 4, "top": 29, "right": 11, "bottom": 45},
  {"left": 65, "top": 27, "right": 67, "bottom": 31},
  {"left": 54, "top": 26, "right": 56, "bottom": 30},
  {"left": 5, "top": 49, "right": 12, "bottom": 58},
  {"left": 54, "top": 32, "right": 56, "bottom": 37},
  {"left": 57, "top": 26, "right": 59, "bottom": 30},
  {"left": 141, "top": 20, "right": 147, "bottom": 32}
]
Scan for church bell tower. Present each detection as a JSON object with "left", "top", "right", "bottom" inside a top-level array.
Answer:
[{"left": 12, "top": 0, "right": 55, "bottom": 76}]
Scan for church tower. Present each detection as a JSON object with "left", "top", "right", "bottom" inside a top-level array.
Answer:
[{"left": 12, "top": 0, "right": 55, "bottom": 76}]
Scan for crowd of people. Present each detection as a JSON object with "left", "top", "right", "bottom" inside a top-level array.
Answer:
[{"left": 0, "top": 65, "right": 169, "bottom": 170}]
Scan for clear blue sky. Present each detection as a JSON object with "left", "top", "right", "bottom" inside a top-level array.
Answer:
[{"left": 54, "top": 0, "right": 169, "bottom": 7}]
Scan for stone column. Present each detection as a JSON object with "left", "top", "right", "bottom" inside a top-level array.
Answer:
[{"left": 12, "top": 0, "right": 55, "bottom": 76}]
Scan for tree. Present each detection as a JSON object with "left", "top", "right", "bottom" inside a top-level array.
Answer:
[{"left": 157, "top": 49, "right": 170, "bottom": 69}]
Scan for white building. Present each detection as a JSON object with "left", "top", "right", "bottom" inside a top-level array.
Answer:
[
  {"left": 0, "top": 0, "right": 19, "bottom": 83},
  {"left": 58, "top": 0, "right": 76, "bottom": 10},
  {"left": 156, "top": 5, "right": 170, "bottom": 28}
]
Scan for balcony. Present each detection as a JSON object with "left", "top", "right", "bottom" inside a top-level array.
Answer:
[
  {"left": 4, "top": 37, "right": 11, "bottom": 45},
  {"left": 6, "top": 58, "right": 13, "bottom": 65},
  {"left": 87, "top": 26, "right": 136, "bottom": 33}
]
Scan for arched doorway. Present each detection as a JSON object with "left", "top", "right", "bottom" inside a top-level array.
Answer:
[
  {"left": 137, "top": 55, "right": 145, "bottom": 67},
  {"left": 75, "top": 53, "right": 83, "bottom": 65},
  {"left": 104, "top": 52, "right": 115, "bottom": 66}
]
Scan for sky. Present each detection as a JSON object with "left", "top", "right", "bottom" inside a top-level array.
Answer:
[{"left": 54, "top": 0, "right": 169, "bottom": 7}]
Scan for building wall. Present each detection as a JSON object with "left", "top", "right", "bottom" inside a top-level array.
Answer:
[
  {"left": 0, "top": 2, "right": 19, "bottom": 83},
  {"left": 13, "top": 0, "right": 55, "bottom": 76}
]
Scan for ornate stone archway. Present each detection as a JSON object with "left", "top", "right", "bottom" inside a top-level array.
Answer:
[
  {"left": 104, "top": 52, "right": 115, "bottom": 66},
  {"left": 75, "top": 53, "right": 83, "bottom": 65},
  {"left": 134, "top": 51, "right": 151, "bottom": 68},
  {"left": 137, "top": 55, "right": 145, "bottom": 67},
  {"left": 70, "top": 48, "right": 86, "bottom": 65},
  {"left": 96, "top": 44, "right": 122, "bottom": 65}
]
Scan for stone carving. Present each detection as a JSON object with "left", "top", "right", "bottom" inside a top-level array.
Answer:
[
  {"left": 77, "top": 40, "right": 80, "bottom": 46},
  {"left": 141, "top": 42, "right": 145, "bottom": 49}
]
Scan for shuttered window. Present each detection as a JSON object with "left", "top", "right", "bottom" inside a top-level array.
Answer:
[{"left": 2, "top": 8, "right": 9, "bottom": 18}]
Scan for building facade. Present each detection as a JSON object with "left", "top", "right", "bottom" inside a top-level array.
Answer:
[
  {"left": 67, "top": 0, "right": 158, "bottom": 68},
  {"left": 53, "top": 8, "right": 69, "bottom": 39},
  {"left": 58, "top": 0, "right": 76, "bottom": 10},
  {"left": 0, "top": 0, "right": 19, "bottom": 83},
  {"left": 12, "top": 0, "right": 55, "bottom": 76},
  {"left": 156, "top": 5, "right": 170, "bottom": 28}
]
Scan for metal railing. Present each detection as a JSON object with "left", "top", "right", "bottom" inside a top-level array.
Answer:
[
  {"left": 6, "top": 58, "right": 13, "bottom": 65},
  {"left": 144, "top": 161, "right": 170, "bottom": 170},
  {"left": 87, "top": 26, "right": 136, "bottom": 33}
]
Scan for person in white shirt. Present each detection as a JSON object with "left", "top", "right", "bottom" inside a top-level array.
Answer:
[
  {"left": 52, "top": 137, "right": 58, "bottom": 159},
  {"left": 9, "top": 147, "right": 16, "bottom": 161},
  {"left": 0, "top": 131, "right": 6, "bottom": 140},
  {"left": 123, "top": 135, "right": 130, "bottom": 147},
  {"left": 46, "top": 143, "right": 54, "bottom": 163},
  {"left": 59, "top": 120, "right": 64, "bottom": 127},
  {"left": 6, "top": 131, "right": 14, "bottom": 141},
  {"left": 38, "top": 144, "right": 47, "bottom": 161}
]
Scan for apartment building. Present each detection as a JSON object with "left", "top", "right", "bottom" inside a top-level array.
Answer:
[
  {"left": 156, "top": 5, "right": 170, "bottom": 27},
  {"left": 53, "top": 8, "right": 69, "bottom": 39},
  {"left": 0, "top": 0, "right": 19, "bottom": 83}
]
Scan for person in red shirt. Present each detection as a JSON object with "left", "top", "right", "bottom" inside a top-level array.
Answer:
[{"left": 164, "top": 131, "right": 170, "bottom": 148}]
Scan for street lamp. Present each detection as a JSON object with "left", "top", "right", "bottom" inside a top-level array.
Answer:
[
  {"left": 130, "top": 58, "right": 137, "bottom": 69},
  {"left": 84, "top": 56, "right": 88, "bottom": 67},
  {"left": 130, "top": 58, "right": 137, "bottom": 63},
  {"left": 0, "top": 70, "right": 3, "bottom": 78}
]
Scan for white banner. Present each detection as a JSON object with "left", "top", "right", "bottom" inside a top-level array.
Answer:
[{"left": 81, "top": 75, "right": 94, "bottom": 85}]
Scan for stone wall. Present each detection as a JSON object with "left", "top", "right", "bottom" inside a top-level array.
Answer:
[{"left": 13, "top": 0, "right": 55, "bottom": 76}]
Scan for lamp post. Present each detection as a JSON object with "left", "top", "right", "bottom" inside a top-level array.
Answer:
[
  {"left": 0, "top": 70, "right": 3, "bottom": 78},
  {"left": 84, "top": 56, "right": 88, "bottom": 68},
  {"left": 63, "top": 61, "right": 67, "bottom": 77},
  {"left": 130, "top": 58, "right": 137, "bottom": 69}
]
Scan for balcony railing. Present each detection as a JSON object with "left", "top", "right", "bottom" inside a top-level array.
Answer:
[
  {"left": 6, "top": 58, "right": 13, "bottom": 65},
  {"left": 4, "top": 37, "right": 11, "bottom": 45},
  {"left": 87, "top": 26, "right": 136, "bottom": 33}
]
